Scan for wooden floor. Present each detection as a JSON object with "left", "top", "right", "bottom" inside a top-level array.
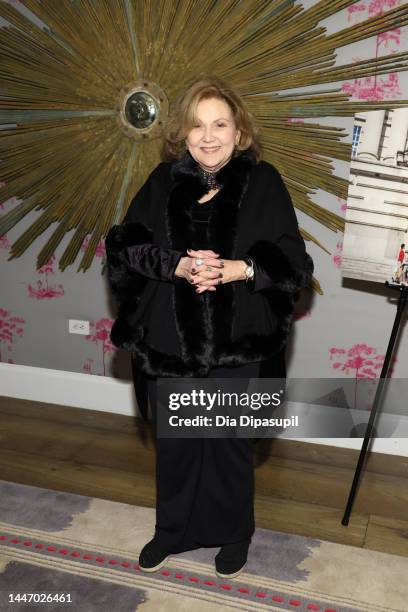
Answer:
[{"left": 1, "top": 395, "right": 408, "bottom": 558}]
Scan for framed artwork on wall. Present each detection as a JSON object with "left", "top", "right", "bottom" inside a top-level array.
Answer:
[{"left": 342, "top": 108, "right": 408, "bottom": 285}]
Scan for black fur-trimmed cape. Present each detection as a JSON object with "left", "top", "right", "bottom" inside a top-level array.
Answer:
[{"left": 105, "top": 150, "right": 313, "bottom": 416}]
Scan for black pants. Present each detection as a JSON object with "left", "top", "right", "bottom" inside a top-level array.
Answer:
[{"left": 147, "top": 361, "right": 264, "bottom": 554}]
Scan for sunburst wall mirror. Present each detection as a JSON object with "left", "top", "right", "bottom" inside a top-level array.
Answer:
[{"left": 0, "top": 0, "right": 407, "bottom": 294}]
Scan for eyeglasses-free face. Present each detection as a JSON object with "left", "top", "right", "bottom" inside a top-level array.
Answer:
[{"left": 185, "top": 97, "right": 241, "bottom": 173}]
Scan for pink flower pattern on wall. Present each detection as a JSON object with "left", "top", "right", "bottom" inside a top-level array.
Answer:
[
  {"left": 347, "top": 3, "right": 367, "bottom": 20},
  {"left": 344, "top": 0, "right": 403, "bottom": 101},
  {"left": 0, "top": 308, "right": 25, "bottom": 363},
  {"left": 367, "top": 0, "right": 401, "bottom": 18},
  {"left": 329, "top": 343, "right": 392, "bottom": 378},
  {"left": 85, "top": 317, "right": 117, "bottom": 375},
  {"left": 0, "top": 234, "right": 10, "bottom": 250},
  {"left": 348, "top": 0, "right": 401, "bottom": 21},
  {"left": 342, "top": 68, "right": 401, "bottom": 101},
  {"left": 329, "top": 342, "right": 397, "bottom": 409},
  {"left": 333, "top": 199, "right": 346, "bottom": 268},
  {"left": 27, "top": 255, "right": 65, "bottom": 300},
  {"left": 333, "top": 241, "right": 343, "bottom": 268},
  {"left": 337, "top": 197, "right": 347, "bottom": 215},
  {"left": 80, "top": 236, "right": 106, "bottom": 259}
]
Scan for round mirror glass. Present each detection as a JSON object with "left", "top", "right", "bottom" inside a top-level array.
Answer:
[{"left": 125, "top": 91, "right": 158, "bottom": 129}]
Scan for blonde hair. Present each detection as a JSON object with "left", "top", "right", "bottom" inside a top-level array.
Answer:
[{"left": 161, "top": 76, "right": 261, "bottom": 162}]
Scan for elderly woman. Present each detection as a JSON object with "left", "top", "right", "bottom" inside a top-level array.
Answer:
[{"left": 105, "top": 76, "right": 313, "bottom": 579}]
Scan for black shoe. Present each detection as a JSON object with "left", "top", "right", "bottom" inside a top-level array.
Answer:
[
  {"left": 138, "top": 537, "right": 169, "bottom": 572},
  {"left": 215, "top": 537, "right": 251, "bottom": 579}
]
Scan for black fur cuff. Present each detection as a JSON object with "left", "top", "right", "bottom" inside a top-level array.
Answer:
[
  {"left": 247, "top": 240, "right": 313, "bottom": 293},
  {"left": 105, "top": 221, "right": 153, "bottom": 250}
]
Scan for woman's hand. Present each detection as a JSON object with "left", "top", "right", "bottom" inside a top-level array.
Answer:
[
  {"left": 175, "top": 249, "right": 247, "bottom": 293},
  {"left": 194, "top": 258, "right": 247, "bottom": 293},
  {"left": 175, "top": 249, "right": 223, "bottom": 292}
]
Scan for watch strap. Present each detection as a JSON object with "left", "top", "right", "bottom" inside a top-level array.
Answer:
[{"left": 243, "top": 257, "right": 254, "bottom": 281}]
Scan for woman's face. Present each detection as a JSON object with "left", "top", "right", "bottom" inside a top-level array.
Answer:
[{"left": 185, "top": 97, "right": 241, "bottom": 172}]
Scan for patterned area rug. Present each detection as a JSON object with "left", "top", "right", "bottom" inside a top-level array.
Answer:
[{"left": 0, "top": 480, "right": 407, "bottom": 612}]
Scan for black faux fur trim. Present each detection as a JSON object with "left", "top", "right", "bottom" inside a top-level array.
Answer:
[
  {"left": 165, "top": 149, "right": 255, "bottom": 372},
  {"left": 105, "top": 221, "right": 152, "bottom": 348},
  {"left": 130, "top": 329, "right": 211, "bottom": 377},
  {"left": 105, "top": 221, "right": 153, "bottom": 251},
  {"left": 247, "top": 240, "right": 314, "bottom": 293},
  {"left": 129, "top": 323, "right": 291, "bottom": 377}
]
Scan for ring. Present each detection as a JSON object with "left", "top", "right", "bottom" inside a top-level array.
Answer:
[{"left": 195, "top": 258, "right": 204, "bottom": 266}]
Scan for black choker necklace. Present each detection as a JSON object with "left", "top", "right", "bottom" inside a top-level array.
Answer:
[{"left": 198, "top": 167, "right": 222, "bottom": 190}]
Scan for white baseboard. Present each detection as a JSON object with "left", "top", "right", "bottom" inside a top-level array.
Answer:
[
  {"left": 0, "top": 362, "right": 138, "bottom": 417},
  {"left": 1, "top": 362, "right": 407, "bottom": 456}
]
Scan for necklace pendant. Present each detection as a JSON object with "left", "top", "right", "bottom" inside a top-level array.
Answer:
[{"left": 199, "top": 167, "right": 221, "bottom": 191}]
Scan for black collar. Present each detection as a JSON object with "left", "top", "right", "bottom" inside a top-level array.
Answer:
[{"left": 170, "top": 148, "right": 256, "bottom": 200}]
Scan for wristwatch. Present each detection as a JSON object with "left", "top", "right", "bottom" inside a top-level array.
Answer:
[{"left": 243, "top": 257, "right": 254, "bottom": 282}]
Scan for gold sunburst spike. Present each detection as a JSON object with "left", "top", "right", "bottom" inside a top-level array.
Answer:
[
  {"left": 312, "top": 51, "right": 408, "bottom": 86},
  {"left": 300, "top": 228, "right": 331, "bottom": 255},
  {"left": 311, "top": 277, "right": 323, "bottom": 295},
  {"left": 90, "top": 137, "right": 161, "bottom": 267},
  {"left": 5, "top": 118, "right": 123, "bottom": 261},
  {"left": 1, "top": 117, "right": 112, "bottom": 217}
]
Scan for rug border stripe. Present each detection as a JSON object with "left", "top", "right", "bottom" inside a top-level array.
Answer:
[
  {"left": 0, "top": 526, "right": 393, "bottom": 612},
  {"left": 0, "top": 549, "right": 276, "bottom": 612}
]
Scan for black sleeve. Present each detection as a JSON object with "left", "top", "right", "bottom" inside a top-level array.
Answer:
[
  {"left": 105, "top": 164, "right": 183, "bottom": 293},
  {"left": 125, "top": 243, "right": 183, "bottom": 282},
  {"left": 245, "top": 166, "right": 314, "bottom": 294}
]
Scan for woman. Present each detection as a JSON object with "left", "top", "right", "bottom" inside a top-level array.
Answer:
[{"left": 105, "top": 76, "right": 313, "bottom": 579}]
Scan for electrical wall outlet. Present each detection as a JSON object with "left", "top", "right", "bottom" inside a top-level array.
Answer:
[{"left": 69, "top": 319, "right": 90, "bottom": 335}]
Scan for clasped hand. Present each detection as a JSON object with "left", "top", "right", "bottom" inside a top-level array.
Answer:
[{"left": 175, "top": 248, "right": 246, "bottom": 293}]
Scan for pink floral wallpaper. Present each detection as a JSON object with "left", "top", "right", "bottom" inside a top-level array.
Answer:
[
  {"left": 329, "top": 343, "right": 398, "bottom": 410},
  {"left": 343, "top": 0, "right": 403, "bottom": 100},
  {"left": 0, "top": 308, "right": 25, "bottom": 365},
  {"left": 27, "top": 256, "right": 65, "bottom": 300},
  {"left": 329, "top": 343, "right": 395, "bottom": 379},
  {"left": 84, "top": 318, "right": 116, "bottom": 376}
]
